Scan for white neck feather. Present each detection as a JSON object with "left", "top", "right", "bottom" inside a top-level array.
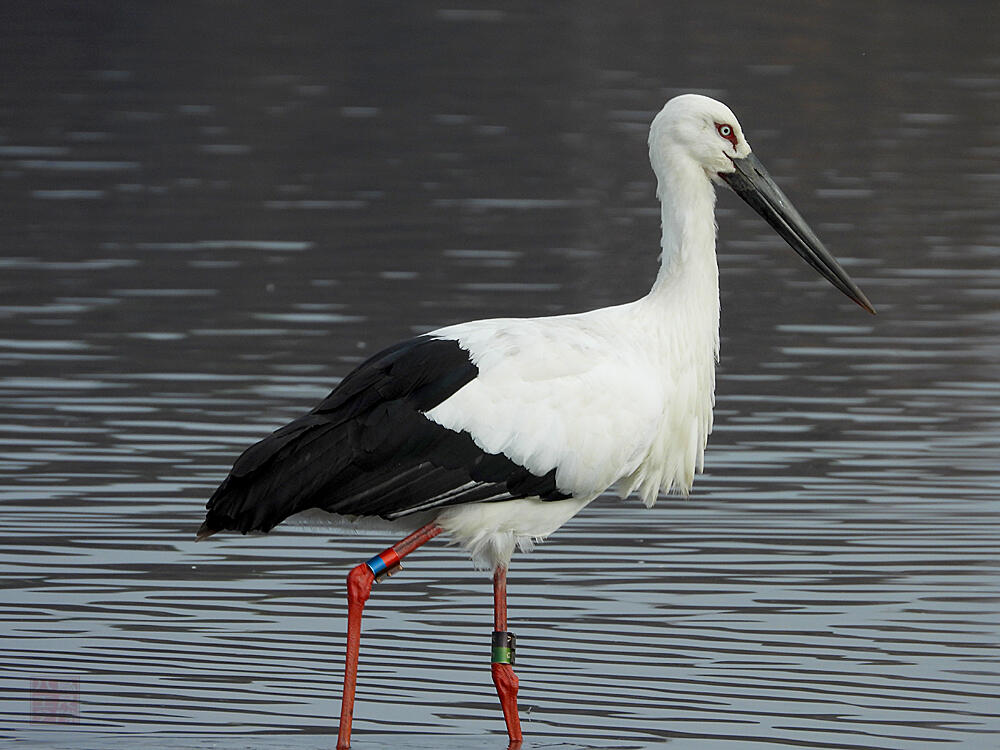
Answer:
[
  {"left": 646, "top": 155, "right": 721, "bottom": 333},
  {"left": 620, "top": 149, "right": 721, "bottom": 502}
]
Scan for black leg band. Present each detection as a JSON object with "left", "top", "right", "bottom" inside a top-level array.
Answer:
[{"left": 491, "top": 630, "right": 516, "bottom": 665}]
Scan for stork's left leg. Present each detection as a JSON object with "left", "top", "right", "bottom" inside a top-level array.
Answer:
[
  {"left": 337, "top": 522, "right": 443, "bottom": 750},
  {"left": 491, "top": 565, "right": 522, "bottom": 748}
]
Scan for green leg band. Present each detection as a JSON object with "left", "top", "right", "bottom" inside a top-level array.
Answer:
[{"left": 491, "top": 630, "right": 516, "bottom": 665}]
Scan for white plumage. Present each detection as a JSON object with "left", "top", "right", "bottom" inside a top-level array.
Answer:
[
  {"left": 428, "top": 292, "right": 717, "bottom": 567},
  {"left": 418, "top": 96, "right": 748, "bottom": 567}
]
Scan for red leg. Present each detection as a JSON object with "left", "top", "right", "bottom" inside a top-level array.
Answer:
[
  {"left": 491, "top": 565, "right": 522, "bottom": 748},
  {"left": 337, "top": 562, "right": 372, "bottom": 750},
  {"left": 336, "top": 522, "right": 443, "bottom": 750}
]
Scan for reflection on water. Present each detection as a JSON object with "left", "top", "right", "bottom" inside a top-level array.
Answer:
[{"left": 2, "top": 2, "right": 998, "bottom": 748}]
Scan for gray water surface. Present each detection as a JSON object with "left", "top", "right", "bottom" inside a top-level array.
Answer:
[{"left": 2, "top": 3, "right": 998, "bottom": 749}]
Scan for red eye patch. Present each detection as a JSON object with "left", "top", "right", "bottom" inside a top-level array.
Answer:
[{"left": 716, "top": 122, "right": 738, "bottom": 148}]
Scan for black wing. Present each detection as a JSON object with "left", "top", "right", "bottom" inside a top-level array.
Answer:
[{"left": 198, "top": 335, "right": 569, "bottom": 538}]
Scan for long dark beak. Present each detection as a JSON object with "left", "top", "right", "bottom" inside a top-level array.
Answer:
[{"left": 719, "top": 152, "right": 875, "bottom": 314}]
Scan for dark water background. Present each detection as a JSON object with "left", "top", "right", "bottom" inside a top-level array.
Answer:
[{"left": 1, "top": 2, "right": 998, "bottom": 748}]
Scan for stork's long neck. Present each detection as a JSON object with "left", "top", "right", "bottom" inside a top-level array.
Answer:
[
  {"left": 630, "top": 154, "right": 720, "bottom": 497},
  {"left": 645, "top": 160, "right": 721, "bottom": 358}
]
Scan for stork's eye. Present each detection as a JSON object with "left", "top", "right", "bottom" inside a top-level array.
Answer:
[{"left": 716, "top": 123, "right": 737, "bottom": 147}]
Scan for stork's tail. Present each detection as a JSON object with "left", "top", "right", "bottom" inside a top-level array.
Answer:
[{"left": 196, "top": 413, "right": 340, "bottom": 541}]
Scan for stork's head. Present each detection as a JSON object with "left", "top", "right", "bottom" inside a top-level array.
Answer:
[
  {"left": 649, "top": 93, "right": 751, "bottom": 180},
  {"left": 649, "top": 93, "right": 875, "bottom": 315}
]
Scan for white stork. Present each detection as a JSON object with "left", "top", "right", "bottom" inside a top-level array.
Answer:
[{"left": 198, "top": 94, "right": 875, "bottom": 749}]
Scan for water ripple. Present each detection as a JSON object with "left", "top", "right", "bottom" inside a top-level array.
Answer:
[{"left": 3, "top": 3, "right": 999, "bottom": 748}]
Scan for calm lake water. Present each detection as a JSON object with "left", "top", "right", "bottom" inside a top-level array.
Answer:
[{"left": 2, "top": 2, "right": 998, "bottom": 749}]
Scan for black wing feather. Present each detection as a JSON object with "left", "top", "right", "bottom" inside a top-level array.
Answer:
[{"left": 198, "top": 335, "right": 569, "bottom": 538}]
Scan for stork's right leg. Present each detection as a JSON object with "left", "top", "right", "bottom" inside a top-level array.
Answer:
[
  {"left": 336, "top": 522, "right": 443, "bottom": 750},
  {"left": 491, "top": 565, "right": 522, "bottom": 748}
]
